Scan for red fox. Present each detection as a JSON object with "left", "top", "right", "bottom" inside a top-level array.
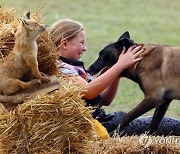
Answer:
[{"left": 0, "top": 12, "right": 50, "bottom": 95}]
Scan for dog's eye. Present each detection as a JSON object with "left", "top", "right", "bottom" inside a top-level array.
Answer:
[{"left": 35, "top": 23, "right": 38, "bottom": 26}]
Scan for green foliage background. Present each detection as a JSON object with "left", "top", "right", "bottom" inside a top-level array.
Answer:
[{"left": 1, "top": 0, "right": 180, "bottom": 117}]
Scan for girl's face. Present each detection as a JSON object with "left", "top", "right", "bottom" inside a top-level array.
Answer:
[{"left": 65, "top": 30, "right": 87, "bottom": 60}]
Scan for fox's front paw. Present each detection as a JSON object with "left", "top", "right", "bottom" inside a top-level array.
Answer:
[
  {"left": 41, "top": 76, "right": 50, "bottom": 83},
  {"left": 31, "top": 79, "right": 41, "bottom": 87}
]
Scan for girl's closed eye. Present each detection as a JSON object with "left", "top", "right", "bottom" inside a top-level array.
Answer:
[{"left": 81, "top": 41, "right": 85, "bottom": 45}]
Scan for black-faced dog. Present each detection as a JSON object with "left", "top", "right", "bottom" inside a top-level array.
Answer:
[{"left": 87, "top": 31, "right": 180, "bottom": 134}]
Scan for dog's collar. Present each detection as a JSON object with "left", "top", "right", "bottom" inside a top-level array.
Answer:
[{"left": 59, "top": 56, "right": 84, "bottom": 67}]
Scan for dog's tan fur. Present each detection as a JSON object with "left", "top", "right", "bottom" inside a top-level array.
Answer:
[
  {"left": 130, "top": 44, "right": 180, "bottom": 99},
  {"left": 117, "top": 44, "right": 180, "bottom": 134},
  {"left": 0, "top": 12, "right": 50, "bottom": 96}
]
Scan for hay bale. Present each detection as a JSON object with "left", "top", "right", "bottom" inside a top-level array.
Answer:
[
  {"left": 0, "top": 6, "right": 58, "bottom": 77},
  {"left": 0, "top": 6, "right": 15, "bottom": 24},
  {"left": 95, "top": 135, "right": 180, "bottom": 154},
  {"left": 0, "top": 78, "right": 98, "bottom": 154},
  {"left": 0, "top": 6, "right": 99, "bottom": 153}
]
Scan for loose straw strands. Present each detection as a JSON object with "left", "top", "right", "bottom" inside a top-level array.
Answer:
[
  {"left": 94, "top": 134, "right": 180, "bottom": 154},
  {"left": 0, "top": 79, "right": 98, "bottom": 154}
]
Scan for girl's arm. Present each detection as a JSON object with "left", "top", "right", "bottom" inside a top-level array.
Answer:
[
  {"left": 74, "top": 45, "right": 143, "bottom": 99},
  {"left": 100, "top": 77, "right": 120, "bottom": 106}
]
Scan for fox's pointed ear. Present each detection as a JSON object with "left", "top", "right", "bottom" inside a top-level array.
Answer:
[
  {"left": 19, "top": 17, "right": 29, "bottom": 26},
  {"left": 24, "top": 11, "right": 30, "bottom": 19},
  {"left": 118, "top": 31, "right": 130, "bottom": 41}
]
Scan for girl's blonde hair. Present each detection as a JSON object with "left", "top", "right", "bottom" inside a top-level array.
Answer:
[{"left": 50, "top": 19, "right": 84, "bottom": 47}]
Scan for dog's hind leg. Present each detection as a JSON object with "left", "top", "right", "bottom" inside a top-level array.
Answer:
[
  {"left": 149, "top": 99, "right": 172, "bottom": 134},
  {"left": 118, "top": 97, "right": 157, "bottom": 133}
]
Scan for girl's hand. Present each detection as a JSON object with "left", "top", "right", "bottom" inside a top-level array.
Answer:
[{"left": 117, "top": 45, "right": 144, "bottom": 69}]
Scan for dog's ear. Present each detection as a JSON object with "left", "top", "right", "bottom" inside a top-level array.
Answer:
[
  {"left": 118, "top": 31, "right": 130, "bottom": 41},
  {"left": 116, "top": 37, "right": 134, "bottom": 50},
  {"left": 116, "top": 31, "right": 134, "bottom": 51},
  {"left": 24, "top": 11, "right": 30, "bottom": 19}
]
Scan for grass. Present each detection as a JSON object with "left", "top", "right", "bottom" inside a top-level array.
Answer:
[{"left": 1, "top": 0, "right": 180, "bottom": 118}]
